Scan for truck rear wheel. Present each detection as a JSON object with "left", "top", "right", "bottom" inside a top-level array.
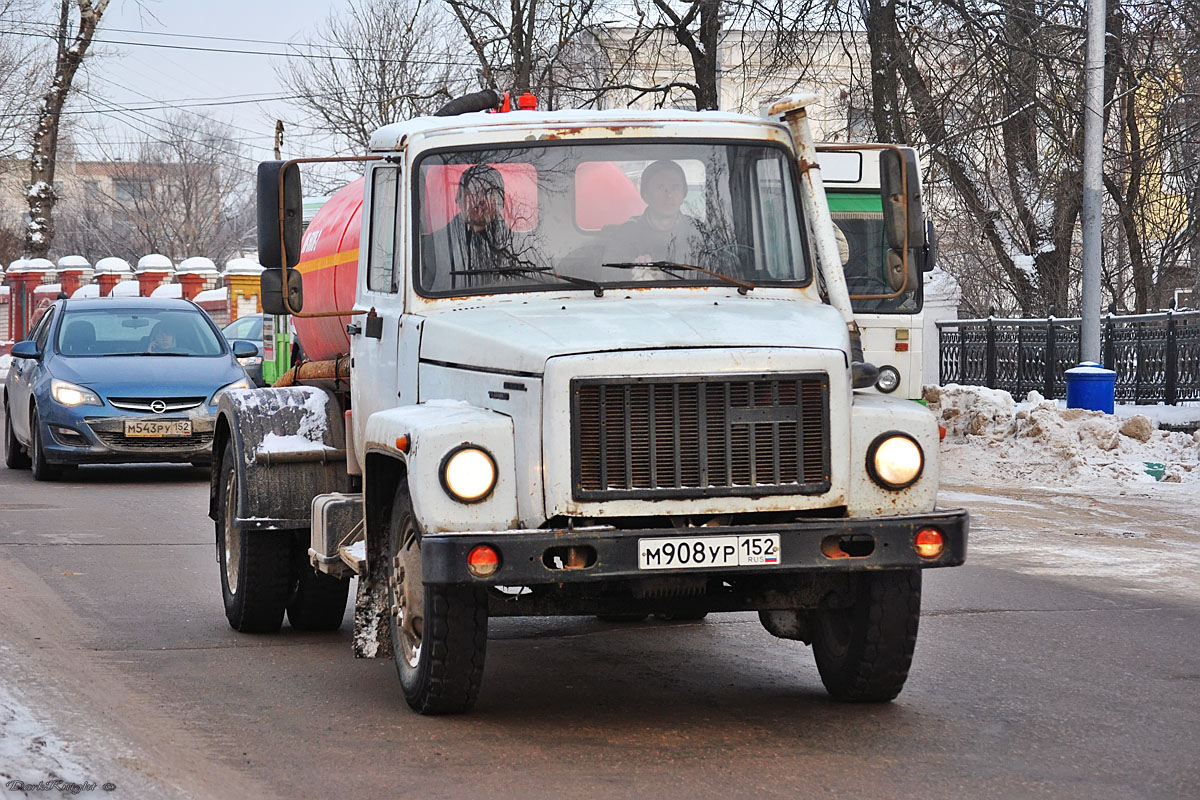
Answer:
[
  {"left": 288, "top": 547, "right": 351, "bottom": 631},
  {"left": 811, "top": 569, "right": 921, "bottom": 702},
  {"left": 387, "top": 485, "right": 488, "bottom": 714},
  {"left": 217, "top": 440, "right": 294, "bottom": 633}
]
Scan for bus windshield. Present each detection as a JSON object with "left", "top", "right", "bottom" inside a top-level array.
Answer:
[
  {"left": 412, "top": 141, "right": 810, "bottom": 297},
  {"left": 828, "top": 190, "right": 921, "bottom": 314}
]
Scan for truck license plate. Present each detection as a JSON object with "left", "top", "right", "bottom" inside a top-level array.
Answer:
[
  {"left": 124, "top": 419, "right": 191, "bottom": 438},
  {"left": 638, "top": 534, "right": 780, "bottom": 570}
]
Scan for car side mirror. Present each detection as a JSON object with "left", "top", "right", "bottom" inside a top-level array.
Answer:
[
  {"left": 10, "top": 340, "right": 40, "bottom": 360},
  {"left": 231, "top": 340, "right": 259, "bottom": 359}
]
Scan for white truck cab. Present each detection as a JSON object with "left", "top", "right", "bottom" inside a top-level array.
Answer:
[{"left": 210, "top": 91, "right": 967, "bottom": 715}]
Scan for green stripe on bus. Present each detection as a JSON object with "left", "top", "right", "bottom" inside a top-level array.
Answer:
[{"left": 827, "top": 193, "right": 882, "bottom": 213}]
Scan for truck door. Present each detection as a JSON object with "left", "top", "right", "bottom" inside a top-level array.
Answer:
[{"left": 351, "top": 163, "right": 405, "bottom": 450}]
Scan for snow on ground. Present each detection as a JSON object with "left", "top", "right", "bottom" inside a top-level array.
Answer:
[
  {"left": 929, "top": 384, "right": 1200, "bottom": 601},
  {"left": 0, "top": 670, "right": 101, "bottom": 795},
  {"left": 926, "top": 383, "right": 1200, "bottom": 489}
]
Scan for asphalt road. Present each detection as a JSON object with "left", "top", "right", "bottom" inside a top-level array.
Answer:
[{"left": 0, "top": 444, "right": 1197, "bottom": 798}]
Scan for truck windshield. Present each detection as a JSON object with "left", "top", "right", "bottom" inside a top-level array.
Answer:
[{"left": 414, "top": 141, "right": 809, "bottom": 296}]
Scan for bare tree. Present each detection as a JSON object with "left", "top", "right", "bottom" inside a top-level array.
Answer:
[
  {"left": 56, "top": 113, "right": 252, "bottom": 264},
  {"left": 277, "top": 0, "right": 469, "bottom": 154},
  {"left": 24, "top": 0, "right": 108, "bottom": 259},
  {"left": 441, "top": 0, "right": 600, "bottom": 108},
  {"left": 0, "top": 0, "right": 46, "bottom": 162}
]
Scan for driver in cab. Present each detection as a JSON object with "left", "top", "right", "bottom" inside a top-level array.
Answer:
[{"left": 603, "top": 159, "right": 705, "bottom": 269}]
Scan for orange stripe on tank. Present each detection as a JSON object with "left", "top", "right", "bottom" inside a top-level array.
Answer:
[{"left": 296, "top": 248, "right": 359, "bottom": 275}]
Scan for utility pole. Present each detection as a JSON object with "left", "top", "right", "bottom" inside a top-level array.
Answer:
[
  {"left": 1066, "top": 0, "right": 1117, "bottom": 413},
  {"left": 1080, "top": 0, "right": 1105, "bottom": 362},
  {"left": 274, "top": 120, "right": 285, "bottom": 160}
]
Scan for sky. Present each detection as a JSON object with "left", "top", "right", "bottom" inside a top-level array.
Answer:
[{"left": 69, "top": 0, "right": 347, "bottom": 164}]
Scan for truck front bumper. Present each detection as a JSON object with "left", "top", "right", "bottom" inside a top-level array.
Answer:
[{"left": 421, "top": 508, "right": 967, "bottom": 585}]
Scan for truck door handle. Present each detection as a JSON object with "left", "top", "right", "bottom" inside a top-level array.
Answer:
[{"left": 346, "top": 323, "right": 362, "bottom": 336}]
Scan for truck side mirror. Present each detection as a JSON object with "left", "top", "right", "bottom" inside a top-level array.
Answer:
[
  {"left": 257, "top": 160, "right": 303, "bottom": 312},
  {"left": 261, "top": 267, "right": 304, "bottom": 316},
  {"left": 879, "top": 148, "right": 925, "bottom": 252}
]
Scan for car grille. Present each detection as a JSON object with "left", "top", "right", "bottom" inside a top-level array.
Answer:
[
  {"left": 571, "top": 373, "right": 830, "bottom": 501},
  {"left": 94, "top": 431, "right": 213, "bottom": 451},
  {"left": 108, "top": 397, "right": 207, "bottom": 412}
]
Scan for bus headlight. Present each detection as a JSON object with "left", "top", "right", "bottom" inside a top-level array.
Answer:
[
  {"left": 440, "top": 445, "right": 497, "bottom": 503},
  {"left": 867, "top": 433, "right": 924, "bottom": 490},
  {"left": 875, "top": 365, "right": 901, "bottom": 394}
]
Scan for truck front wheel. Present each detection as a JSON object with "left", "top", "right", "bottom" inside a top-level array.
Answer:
[
  {"left": 811, "top": 569, "right": 921, "bottom": 702},
  {"left": 387, "top": 485, "right": 488, "bottom": 714},
  {"left": 217, "top": 440, "right": 294, "bottom": 632}
]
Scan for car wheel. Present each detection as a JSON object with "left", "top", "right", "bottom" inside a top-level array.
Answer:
[
  {"left": 29, "top": 407, "right": 60, "bottom": 481},
  {"left": 811, "top": 569, "right": 921, "bottom": 703},
  {"left": 4, "top": 401, "right": 30, "bottom": 470},
  {"left": 287, "top": 542, "right": 351, "bottom": 631},
  {"left": 216, "top": 439, "right": 294, "bottom": 632},
  {"left": 388, "top": 484, "right": 488, "bottom": 715}
]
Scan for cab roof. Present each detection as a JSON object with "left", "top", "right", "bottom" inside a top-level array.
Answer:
[{"left": 368, "top": 107, "right": 792, "bottom": 153}]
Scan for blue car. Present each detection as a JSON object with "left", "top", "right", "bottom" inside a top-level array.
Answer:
[{"left": 3, "top": 297, "right": 256, "bottom": 480}]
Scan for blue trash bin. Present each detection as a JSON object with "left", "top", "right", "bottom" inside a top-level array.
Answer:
[{"left": 1064, "top": 362, "right": 1116, "bottom": 413}]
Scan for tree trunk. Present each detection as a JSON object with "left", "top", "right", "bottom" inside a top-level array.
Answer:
[{"left": 24, "top": 0, "right": 108, "bottom": 259}]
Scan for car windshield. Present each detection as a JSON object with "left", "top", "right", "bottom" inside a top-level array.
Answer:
[
  {"left": 56, "top": 308, "right": 225, "bottom": 357},
  {"left": 411, "top": 141, "right": 809, "bottom": 297},
  {"left": 222, "top": 315, "right": 263, "bottom": 342}
]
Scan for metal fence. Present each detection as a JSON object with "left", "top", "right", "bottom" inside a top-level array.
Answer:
[{"left": 937, "top": 310, "right": 1200, "bottom": 405}]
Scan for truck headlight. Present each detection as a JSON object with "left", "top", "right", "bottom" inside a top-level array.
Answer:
[
  {"left": 440, "top": 445, "right": 497, "bottom": 503},
  {"left": 51, "top": 379, "right": 102, "bottom": 407},
  {"left": 867, "top": 433, "right": 923, "bottom": 490}
]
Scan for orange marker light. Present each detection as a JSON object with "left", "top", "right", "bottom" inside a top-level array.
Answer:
[
  {"left": 395, "top": 435, "right": 409, "bottom": 452},
  {"left": 467, "top": 545, "right": 500, "bottom": 578},
  {"left": 914, "top": 528, "right": 945, "bottom": 559},
  {"left": 895, "top": 343, "right": 909, "bottom": 352}
]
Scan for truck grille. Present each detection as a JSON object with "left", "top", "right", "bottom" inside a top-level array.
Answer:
[{"left": 571, "top": 373, "right": 830, "bottom": 500}]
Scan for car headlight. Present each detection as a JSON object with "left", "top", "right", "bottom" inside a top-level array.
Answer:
[
  {"left": 210, "top": 377, "right": 252, "bottom": 405},
  {"left": 51, "top": 379, "right": 102, "bottom": 407},
  {"left": 239, "top": 356, "right": 263, "bottom": 367},
  {"left": 440, "top": 445, "right": 498, "bottom": 503},
  {"left": 875, "top": 365, "right": 901, "bottom": 394},
  {"left": 867, "top": 433, "right": 924, "bottom": 490}
]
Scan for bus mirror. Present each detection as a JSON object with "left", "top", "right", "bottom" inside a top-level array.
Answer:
[
  {"left": 879, "top": 148, "right": 925, "bottom": 252},
  {"left": 261, "top": 267, "right": 304, "bottom": 315},
  {"left": 923, "top": 220, "right": 937, "bottom": 272},
  {"left": 257, "top": 161, "right": 302, "bottom": 269}
]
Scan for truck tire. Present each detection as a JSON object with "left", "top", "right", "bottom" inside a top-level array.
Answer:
[
  {"left": 217, "top": 440, "right": 294, "bottom": 633},
  {"left": 29, "top": 407, "right": 59, "bottom": 481},
  {"left": 5, "top": 402, "right": 30, "bottom": 470},
  {"left": 811, "top": 569, "right": 921, "bottom": 703},
  {"left": 387, "top": 485, "right": 488, "bottom": 714},
  {"left": 288, "top": 547, "right": 351, "bottom": 631}
]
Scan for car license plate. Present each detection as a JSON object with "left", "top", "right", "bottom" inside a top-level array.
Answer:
[
  {"left": 638, "top": 534, "right": 781, "bottom": 570},
  {"left": 124, "top": 419, "right": 191, "bottom": 438}
]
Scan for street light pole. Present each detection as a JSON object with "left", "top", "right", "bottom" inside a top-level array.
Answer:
[{"left": 1080, "top": 0, "right": 1106, "bottom": 362}]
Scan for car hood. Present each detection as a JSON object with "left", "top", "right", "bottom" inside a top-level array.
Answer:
[
  {"left": 51, "top": 354, "right": 244, "bottom": 398},
  {"left": 418, "top": 295, "right": 849, "bottom": 375}
]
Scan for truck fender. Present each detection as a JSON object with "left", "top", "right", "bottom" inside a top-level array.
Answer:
[
  {"left": 846, "top": 394, "right": 940, "bottom": 517},
  {"left": 362, "top": 401, "right": 518, "bottom": 538},
  {"left": 209, "top": 386, "right": 352, "bottom": 534}
]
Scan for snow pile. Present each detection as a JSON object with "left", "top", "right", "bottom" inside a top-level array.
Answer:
[
  {"left": 0, "top": 354, "right": 11, "bottom": 375},
  {"left": 926, "top": 384, "right": 1200, "bottom": 489}
]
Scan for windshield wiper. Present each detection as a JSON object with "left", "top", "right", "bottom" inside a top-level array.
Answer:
[
  {"left": 449, "top": 266, "right": 605, "bottom": 296},
  {"left": 602, "top": 261, "right": 754, "bottom": 294}
]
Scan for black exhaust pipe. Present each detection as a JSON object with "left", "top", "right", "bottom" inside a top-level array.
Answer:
[{"left": 434, "top": 89, "right": 503, "bottom": 117}]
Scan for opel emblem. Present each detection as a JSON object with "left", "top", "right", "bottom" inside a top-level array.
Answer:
[{"left": 150, "top": 400, "right": 167, "bottom": 414}]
